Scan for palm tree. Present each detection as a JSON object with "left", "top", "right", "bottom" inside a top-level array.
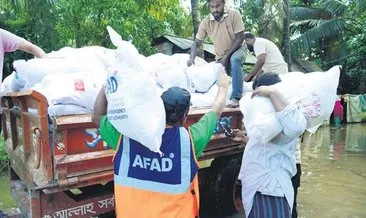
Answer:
[
  {"left": 290, "top": 0, "right": 366, "bottom": 65},
  {"left": 240, "top": 0, "right": 289, "bottom": 61}
]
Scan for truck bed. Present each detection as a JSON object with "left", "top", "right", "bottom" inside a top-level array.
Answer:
[{"left": 2, "top": 90, "right": 244, "bottom": 193}]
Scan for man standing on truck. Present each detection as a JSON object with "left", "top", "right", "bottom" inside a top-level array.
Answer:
[
  {"left": 92, "top": 72, "right": 230, "bottom": 218},
  {"left": 243, "top": 32, "right": 288, "bottom": 82},
  {"left": 187, "top": 0, "right": 246, "bottom": 108},
  {"left": 238, "top": 73, "right": 306, "bottom": 218}
]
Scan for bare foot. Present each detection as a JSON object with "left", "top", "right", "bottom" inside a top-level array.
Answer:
[{"left": 227, "top": 99, "right": 239, "bottom": 108}]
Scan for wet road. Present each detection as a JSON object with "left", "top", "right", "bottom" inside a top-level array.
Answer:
[{"left": 1, "top": 124, "right": 366, "bottom": 217}]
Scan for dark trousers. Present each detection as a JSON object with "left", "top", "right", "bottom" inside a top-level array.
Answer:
[
  {"left": 291, "top": 164, "right": 301, "bottom": 218},
  {"left": 248, "top": 192, "right": 291, "bottom": 218}
]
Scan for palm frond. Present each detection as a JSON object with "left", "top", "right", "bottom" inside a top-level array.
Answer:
[
  {"left": 291, "top": 19, "right": 326, "bottom": 29},
  {"left": 291, "top": 6, "right": 333, "bottom": 21},
  {"left": 321, "top": 0, "right": 347, "bottom": 17},
  {"left": 291, "top": 19, "right": 346, "bottom": 57},
  {"left": 356, "top": 0, "right": 366, "bottom": 11}
]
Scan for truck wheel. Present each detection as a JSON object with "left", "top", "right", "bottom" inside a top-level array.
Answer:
[{"left": 203, "top": 154, "right": 245, "bottom": 216}]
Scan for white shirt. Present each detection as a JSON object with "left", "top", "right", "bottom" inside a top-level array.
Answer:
[
  {"left": 239, "top": 105, "right": 306, "bottom": 217},
  {"left": 253, "top": 37, "right": 288, "bottom": 74}
]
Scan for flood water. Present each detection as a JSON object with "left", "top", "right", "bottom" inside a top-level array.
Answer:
[{"left": 1, "top": 124, "right": 366, "bottom": 217}]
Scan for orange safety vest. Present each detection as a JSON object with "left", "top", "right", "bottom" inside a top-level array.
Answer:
[{"left": 113, "top": 126, "right": 200, "bottom": 218}]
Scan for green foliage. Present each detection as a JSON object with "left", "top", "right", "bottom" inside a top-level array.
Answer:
[
  {"left": 54, "top": 0, "right": 191, "bottom": 56},
  {"left": 289, "top": 0, "right": 366, "bottom": 93},
  {"left": 239, "top": 0, "right": 284, "bottom": 45},
  {"left": 1, "top": 0, "right": 192, "bottom": 57},
  {"left": 0, "top": 136, "right": 8, "bottom": 170}
]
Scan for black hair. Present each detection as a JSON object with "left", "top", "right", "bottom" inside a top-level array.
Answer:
[
  {"left": 244, "top": 32, "right": 255, "bottom": 39},
  {"left": 164, "top": 102, "right": 190, "bottom": 126},
  {"left": 252, "top": 72, "right": 282, "bottom": 90}
]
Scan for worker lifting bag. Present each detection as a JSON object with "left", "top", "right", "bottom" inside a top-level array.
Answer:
[
  {"left": 240, "top": 66, "right": 341, "bottom": 143},
  {"left": 104, "top": 26, "right": 166, "bottom": 154}
]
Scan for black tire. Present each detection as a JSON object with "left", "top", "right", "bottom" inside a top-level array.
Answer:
[{"left": 200, "top": 154, "right": 244, "bottom": 217}]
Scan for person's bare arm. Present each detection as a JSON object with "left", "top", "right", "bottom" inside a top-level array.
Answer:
[
  {"left": 17, "top": 40, "right": 47, "bottom": 58},
  {"left": 188, "top": 39, "right": 203, "bottom": 66},
  {"left": 212, "top": 71, "right": 231, "bottom": 117},
  {"left": 244, "top": 54, "right": 266, "bottom": 81},
  {"left": 252, "top": 86, "right": 287, "bottom": 112},
  {"left": 231, "top": 129, "right": 249, "bottom": 144},
  {"left": 92, "top": 86, "right": 107, "bottom": 127}
]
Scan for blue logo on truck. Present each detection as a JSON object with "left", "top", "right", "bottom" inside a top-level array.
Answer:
[{"left": 84, "top": 128, "right": 108, "bottom": 149}]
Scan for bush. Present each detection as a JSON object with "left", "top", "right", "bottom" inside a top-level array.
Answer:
[{"left": 0, "top": 136, "right": 9, "bottom": 171}]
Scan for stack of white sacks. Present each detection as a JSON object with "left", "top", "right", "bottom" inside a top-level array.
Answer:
[
  {"left": 0, "top": 27, "right": 339, "bottom": 124},
  {"left": 0, "top": 26, "right": 340, "bottom": 153},
  {"left": 0, "top": 46, "right": 233, "bottom": 116}
]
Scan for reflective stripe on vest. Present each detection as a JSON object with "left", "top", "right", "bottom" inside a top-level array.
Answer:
[{"left": 114, "top": 126, "right": 198, "bottom": 194}]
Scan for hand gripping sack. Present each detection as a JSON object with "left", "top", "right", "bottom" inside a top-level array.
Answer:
[{"left": 105, "top": 26, "right": 166, "bottom": 153}]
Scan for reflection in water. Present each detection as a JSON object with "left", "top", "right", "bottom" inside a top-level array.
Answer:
[
  {"left": 0, "top": 124, "right": 365, "bottom": 217},
  {"left": 299, "top": 124, "right": 366, "bottom": 218}
]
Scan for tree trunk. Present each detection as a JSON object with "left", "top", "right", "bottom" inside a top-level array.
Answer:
[
  {"left": 191, "top": 0, "right": 200, "bottom": 38},
  {"left": 282, "top": 0, "right": 292, "bottom": 70},
  {"left": 191, "top": 0, "right": 204, "bottom": 58}
]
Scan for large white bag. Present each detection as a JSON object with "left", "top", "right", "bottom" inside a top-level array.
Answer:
[
  {"left": 155, "top": 61, "right": 190, "bottom": 91},
  {"left": 186, "top": 62, "right": 223, "bottom": 93},
  {"left": 13, "top": 46, "right": 113, "bottom": 88},
  {"left": 240, "top": 66, "right": 341, "bottom": 142},
  {"left": 0, "top": 72, "right": 27, "bottom": 96},
  {"left": 48, "top": 104, "right": 92, "bottom": 117},
  {"left": 105, "top": 26, "right": 166, "bottom": 153},
  {"left": 13, "top": 58, "right": 105, "bottom": 87},
  {"left": 33, "top": 72, "right": 101, "bottom": 110}
]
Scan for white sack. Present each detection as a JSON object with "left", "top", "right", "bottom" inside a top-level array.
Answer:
[
  {"left": 240, "top": 66, "right": 341, "bottom": 143},
  {"left": 240, "top": 93, "right": 283, "bottom": 143},
  {"left": 33, "top": 72, "right": 101, "bottom": 110},
  {"left": 191, "top": 84, "right": 233, "bottom": 108},
  {"left": 13, "top": 46, "right": 114, "bottom": 88},
  {"left": 13, "top": 58, "right": 107, "bottom": 88},
  {"left": 186, "top": 62, "right": 223, "bottom": 93},
  {"left": 105, "top": 26, "right": 166, "bottom": 153},
  {"left": 191, "top": 85, "right": 219, "bottom": 108},
  {"left": 0, "top": 72, "right": 26, "bottom": 96},
  {"left": 48, "top": 104, "right": 91, "bottom": 117},
  {"left": 155, "top": 62, "right": 190, "bottom": 91},
  {"left": 170, "top": 53, "right": 207, "bottom": 70}
]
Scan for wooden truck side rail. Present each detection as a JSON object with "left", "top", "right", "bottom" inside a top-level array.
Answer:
[{"left": 2, "top": 90, "right": 53, "bottom": 187}]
